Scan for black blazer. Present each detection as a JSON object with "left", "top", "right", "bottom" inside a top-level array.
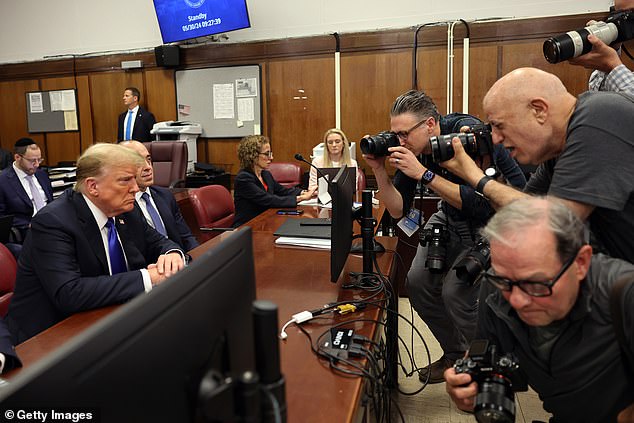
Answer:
[
  {"left": 7, "top": 189, "right": 180, "bottom": 342},
  {"left": 142, "top": 186, "right": 198, "bottom": 252},
  {"left": 233, "top": 169, "right": 301, "bottom": 227},
  {"left": 0, "top": 318, "right": 20, "bottom": 373},
  {"left": 0, "top": 166, "right": 54, "bottom": 229},
  {"left": 117, "top": 106, "right": 156, "bottom": 142}
]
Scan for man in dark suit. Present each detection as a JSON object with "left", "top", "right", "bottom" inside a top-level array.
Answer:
[
  {"left": 6, "top": 143, "right": 185, "bottom": 343},
  {"left": 0, "top": 138, "right": 54, "bottom": 242},
  {"left": 117, "top": 87, "right": 156, "bottom": 142},
  {"left": 0, "top": 319, "right": 20, "bottom": 373},
  {"left": 0, "top": 147, "right": 11, "bottom": 170},
  {"left": 121, "top": 140, "right": 199, "bottom": 251}
]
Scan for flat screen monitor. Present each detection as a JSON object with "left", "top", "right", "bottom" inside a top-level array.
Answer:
[
  {"left": 319, "top": 167, "right": 356, "bottom": 194},
  {"left": 152, "top": 0, "right": 251, "bottom": 44},
  {"left": 329, "top": 165, "right": 355, "bottom": 283},
  {"left": 0, "top": 229, "right": 257, "bottom": 422}
]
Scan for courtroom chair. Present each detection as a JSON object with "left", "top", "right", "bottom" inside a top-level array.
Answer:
[
  {"left": 357, "top": 168, "right": 366, "bottom": 192},
  {"left": 143, "top": 141, "right": 188, "bottom": 188},
  {"left": 0, "top": 243, "right": 17, "bottom": 317},
  {"left": 268, "top": 162, "right": 302, "bottom": 188},
  {"left": 188, "top": 185, "right": 235, "bottom": 242}
]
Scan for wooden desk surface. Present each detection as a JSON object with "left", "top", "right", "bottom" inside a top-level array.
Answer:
[{"left": 11, "top": 205, "right": 396, "bottom": 423}]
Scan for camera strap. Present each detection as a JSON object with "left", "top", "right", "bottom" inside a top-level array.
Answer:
[{"left": 609, "top": 276, "right": 634, "bottom": 377}]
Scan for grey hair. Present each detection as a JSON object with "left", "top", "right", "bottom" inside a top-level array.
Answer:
[
  {"left": 481, "top": 197, "right": 585, "bottom": 262},
  {"left": 390, "top": 90, "right": 441, "bottom": 122}
]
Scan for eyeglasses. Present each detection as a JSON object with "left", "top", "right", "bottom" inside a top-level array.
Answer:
[
  {"left": 259, "top": 151, "right": 273, "bottom": 159},
  {"left": 20, "top": 155, "right": 45, "bottom": 165},
  {"left": 395, "top": 119, "right": 427, "bottom": 140},
  {"left": 483, "top": 250, "right": 579, "bottom": 297}
]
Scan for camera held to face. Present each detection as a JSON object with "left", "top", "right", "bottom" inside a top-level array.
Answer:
[
  {"left": 453, "top": 238, "right": 491, "bottom": 285},
  {"left": 429, "top": 123, "right": 494, "bottom": 163},
  {"left": 360, "top": 131, "right": 400, "bottom": 157},
  {"left": 419, "top": 223, "right": 449, "bottom": 273},
  {"left": 454, "top": 339, "right": 525, "bottom": 423},
  {"left": 543, "top": 9, "right": 634, "bottom": 64}
]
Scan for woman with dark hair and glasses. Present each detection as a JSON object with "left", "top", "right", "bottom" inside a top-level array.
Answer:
[{"left": 233, "top": 135, "right": 315, "bottom": 227}]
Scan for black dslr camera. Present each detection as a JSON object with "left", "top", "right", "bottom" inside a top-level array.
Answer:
[
  {"left": 454, "top": 339, "right": 526, "bottom": 423},
  {"left": 453, "top": 238, "right": 491, "bottom": 285},
  {"left": 543, "top": 8, "right": 634, "bottom": 63},
  {"left": 429, "top": 123, "right": 494, "bottom": 163},
  {"left": 360, "top": 131, "right": 400, "bottom": 157},
  {"left": 419, "top": 223, "right": 449, "bottom": 273}
]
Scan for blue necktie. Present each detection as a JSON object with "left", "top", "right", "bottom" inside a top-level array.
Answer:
[
  {"left": 142, "top": 192, "right": 167, "bottom": 237},
  {"left": 105, "top": 218, "right": 127, "bottom": 274},
  {"left": 125, "top": 110, "right": 133, "bottom": 140}
]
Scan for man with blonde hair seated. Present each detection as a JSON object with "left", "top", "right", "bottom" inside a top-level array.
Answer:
[{"left": 7, "top": 143, "right": 185, "bottom": 342}]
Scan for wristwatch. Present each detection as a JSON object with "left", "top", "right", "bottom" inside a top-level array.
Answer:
[
  {"left": 475, "top": 175, "right": 494, "bottom": 197},
  {"left": 421, "top": 170, "right": 435, "bottom": 185}
]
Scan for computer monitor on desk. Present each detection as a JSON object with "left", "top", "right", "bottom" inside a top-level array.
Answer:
[
  {"left": 330, "top": 165, "right": 355, "bottom": 282},
  {"left": 0, "top": 229, "right": 266, "bottom": 422}
]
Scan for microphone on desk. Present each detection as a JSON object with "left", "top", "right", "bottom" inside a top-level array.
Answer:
[{"left": 294, "top": 153, "right": 331, "bottom": 185}]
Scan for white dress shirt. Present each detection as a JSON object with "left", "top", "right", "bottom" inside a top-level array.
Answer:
[
  {"left": 13, "top": 162, "right": 47, "bottom": 215},
  {"left": 81, "top": 194, "right": 153, "bottom": 292}
]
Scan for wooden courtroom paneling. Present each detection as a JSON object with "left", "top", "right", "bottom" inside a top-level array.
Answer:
[
  {"left": 76, "top": 75, "right": 94, "bottom": 153},
  {"left": 0, "top": 79, "right": 43, "bottom": 153},
  {"left": 200, "top": 138, "right": 241, "bottom": 174},
  {"left": 145, "top": 69, "right": 177, "bottom": 124},
  {"left": 341, "top": 50, "right": 411, "bottom": 177},
  {"left": 463, "top": 45, "right": 499, "bottom": 120},
  {"left": 39, "top": 77, "right": 82, "bottom": 166},
  {"left": 267, "top": 55, "right": 336, "bottom": 170},
  {"left": 500, "top": 40, "right": 592, "bottom": 97},
  {"left": 89, "top": 71, "right": 145, "bottom": 143}
]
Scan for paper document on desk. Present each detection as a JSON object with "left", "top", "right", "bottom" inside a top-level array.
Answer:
[{"left": 275, "top": 237, "right": 331, "bottom": 250}]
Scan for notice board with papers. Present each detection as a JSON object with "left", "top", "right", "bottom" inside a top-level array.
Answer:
[
  {"left": 25, "top": 89, "right": 79, "bottom": 133},
  {"left": 175, "top": 65, "right": 261, "bottom": 138}
]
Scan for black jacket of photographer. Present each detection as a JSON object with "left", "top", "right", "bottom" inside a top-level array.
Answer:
[
  {"left": 476, "top": 253, "right": 634, "bottom": 422},
  {"left": 393, "top": 113, "right": 526, "bottom": 226}
]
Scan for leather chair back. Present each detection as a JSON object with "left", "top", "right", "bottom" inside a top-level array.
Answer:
[
  {"left": 268, "top": 162, "right": 302, "bottom": 188},
  {"left": 0, "top": 243, "right": 17, "bottom": 317},
  {"left": 188, "top": 185, "right": 235, "bottom": 241},
  {"left": 357, "top": 168, "right": 366, "bottom": 192},
  {"left": 143, "top": 141, "right": 188, "bottom": 188}
]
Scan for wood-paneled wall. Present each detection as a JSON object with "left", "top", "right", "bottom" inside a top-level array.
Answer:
[{"left": 1, "top": 11, "right": 629, "bottom": 176}]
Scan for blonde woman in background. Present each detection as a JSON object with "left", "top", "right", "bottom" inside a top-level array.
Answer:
[{"left": 308, "top": 128, "right": 360, "bottom": 192}]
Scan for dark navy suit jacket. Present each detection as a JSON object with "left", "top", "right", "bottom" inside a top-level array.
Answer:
[
  {"left": 117, "top": 106, "right": 156, "bottom": 142},
  {"left": 142, "top": 186, "right": 198, "bottom": 252},
  {"left": 6, "top": 189, "right": 180, "bottom": 342},
  {"left": 0, "top": 165, "right": 54, "bottom": 229},
  {"left": 0, "top": 319, "right": 20, "bottom": 372},
  {"left": 233, "top": 169, "right": 301, "bottom": 227}
]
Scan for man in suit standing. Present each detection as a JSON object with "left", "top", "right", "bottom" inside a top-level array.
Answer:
[
  {"left": 121, "top": 140, "right": 199, "bottom": 251},
  {"left": 117, "top": 87, "right": 156, "bottom": 142},
  {"left": 0, "top": 138, "right": 54, "bottom": 242},
  {"left": 6, "top": 143, "right": 185, "bottom": 342}
]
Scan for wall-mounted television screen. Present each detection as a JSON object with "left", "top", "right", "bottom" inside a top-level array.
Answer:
[{"left": 153, "top": 0, "right": 251, "bottom": 43}]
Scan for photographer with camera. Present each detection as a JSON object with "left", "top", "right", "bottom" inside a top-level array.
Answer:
[
  {"left": 564, "top": 0, "right": 634, "bottom": 94},
  {"left": 445, "top": 197, "right": 634, "bottom": 423},
  {"left": 443, "top": 67, "right": 634, "bottom": 265},
  {"left": 362, "top": 90, "right": 526, "bottom": 383}
]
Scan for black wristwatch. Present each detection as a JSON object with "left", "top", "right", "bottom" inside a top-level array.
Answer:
[
  {"left": 475, "top": 175, "right": 493, "bottom": 197},
  {"left": 421, "top": 170, "right": 435, "bottom": 185}
]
